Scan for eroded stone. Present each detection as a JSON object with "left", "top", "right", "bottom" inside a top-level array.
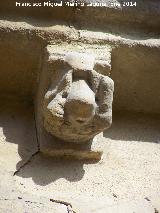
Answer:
[{"left": 43, "top": 52, "right": 114, "bottom": 144}]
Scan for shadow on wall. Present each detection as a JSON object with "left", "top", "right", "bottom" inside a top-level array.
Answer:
[
  {"left": 17, "top": 155, "right": 86, "bottom": 185},
  {"left": 104, "top": 111, "right": 160, "bottom": 144},
  {"left": 0, "top": 97, "right": 85, "bottom": 185},
  {"left": 1, "top": 97, "right": 160, "bottom": 186}
]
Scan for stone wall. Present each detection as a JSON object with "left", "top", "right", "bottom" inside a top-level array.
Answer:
[
  {"left": 0, "top": 7, "right": 160, "bottom": 113},
  {"left": 0, "top": 1, "right": 160, "bottom": 212}
]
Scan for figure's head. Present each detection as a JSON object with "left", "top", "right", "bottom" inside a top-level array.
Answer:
[
  {"left": 43, "top": 52, "right": 114, "bottom": 143},
  {"left": 65, "top": 52, "right": 95, "bottom": 71}
]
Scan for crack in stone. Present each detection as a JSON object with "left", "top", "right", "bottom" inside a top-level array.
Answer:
[
  {"left": 13, "top": 108, "right": 40, "bottom": 176},
  {"left": 0, "top": 197, "right": 76, "bottom": 212},
  {"left": 13, "top": 151, "right": 40, "bottom": 176},
  {"left": 67, "top": 205, "right": 76, "bottom": 213},
  {"left": 154, "top": 208, "right": 159, "bottom": 213},
  {"left": 50, "top": 198, "right": 72, "bottom": 208},
  {"left": 12, "top": 107, "right": 77, "bottom": 212},
  {"left": 50, "top": 199, "right": 76, "bottom": 213},
  {"left": 33, "top": 108, "right": 40, "bottom": 151}
]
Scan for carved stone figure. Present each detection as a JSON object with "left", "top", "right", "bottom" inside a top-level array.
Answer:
[{"left": 43, "top": 52, "right": 114, "bottom": 143}]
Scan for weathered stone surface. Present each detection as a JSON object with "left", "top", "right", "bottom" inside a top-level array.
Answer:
[
  {"left": 0, "top": 103, "right": 159, "bottom": 212},
  {"left": 0, "top": 97, "right": 38, "bottom": 174},
  {"left": 41, "top": 133, "right": 104, "bottom": 161},
  {"left": 72, "top": 198, "right": 155, "bottom": 213},
  {"left": 35, "top": 45, "right": 114, "bottom": 160},
  {"left": 1, "top": 0, "right": 160, "bottom": 34},
  {"left": 0, "top": 1, "right": 160, "bottom": 211},
  {"left": 65, "top": 52, "right": 95, "bottom": 70},
  {"left": 147, "top": 195, "right": 160, "bottom": 213},
  {"left": 10, "top": 112, "right": 160, "bottom": 212},
  {"left": 94, "top": 199, "right": 155, "bottom": 213},
  {"left": 0, "top": 20, "right": 159, "bottom": 114},
  {"left": 0, "top": 186, "right": 68, "bottom": 213},
  {"left": 43, "top": 51, "right": 114, "bottom": 143}
]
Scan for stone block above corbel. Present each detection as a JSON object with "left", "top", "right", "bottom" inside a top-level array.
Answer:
[{"left": 46, "top": 44, "right": 112, "bottom": 76}]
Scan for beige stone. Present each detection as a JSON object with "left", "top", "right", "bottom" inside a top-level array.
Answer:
[
  {"left": 0, "top": 97, "right": 38, "bottom": 174},
  {"left": 43, "top": 51, "right": 114, "bottom": 143},
  {"left": 37, "top": 47, "right": 114, "bottom": 160},
  {"left": 0, "top": 105, "right": 159, "bottom": 212},
  {"left": 0, "top": 1, "right": 160, "bottom": 212}
]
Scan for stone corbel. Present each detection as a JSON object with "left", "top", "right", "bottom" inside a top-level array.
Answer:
[{"left": 36, "top": 45, "right": 114, "bottom": 161}]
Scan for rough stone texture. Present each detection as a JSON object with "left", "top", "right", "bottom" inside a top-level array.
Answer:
[
  {"left": 95, "top": 199, "right": 155, "bottom": 213},
  {"left": 35, "top": 45, "right": 114, "bottom": 160},
  {"left": 0, "top": 187, "right": 68, "bottom": 213},
  {"left": 0, "top": 30, "right": 41, "bottom": 100},
  {"left": 0, "top": 20, "right": 159, "bottom": 114},
  {"left": 16, "top": 112, "right": 160, "bottom": 210},
  {"left": 111, "top": 46, "right": 160, "bottom": 114},
  {"left": 0, "top": 0, "right": 160, "bottom": 34},
  {"left": 41, "top": 133, "right": 104, "bottom": 161},
  {"left": 148, "top": 195, "right": 160, "bottom": 212},
  {"left": 0, "top": 0, "right": 160, "bottom": 212},
  {"left": 0, "top": 97, "right": 38, "bottom": 173},
  {"left": 0, "top": 108, "right": 159, "bottom": 212},
  {"left": 72, "top": 198, "right": 156, "bottom": 213},
  {"left": 43, "top": 51, "right": 114, "bottom": 143}
]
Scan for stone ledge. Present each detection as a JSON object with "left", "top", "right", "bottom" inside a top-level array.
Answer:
[
  {"left": 0, "top": 19, "right": 160, "bottom": 47},
  {"left": 0, "top": 0, "right": 160, "bottom": 33}
]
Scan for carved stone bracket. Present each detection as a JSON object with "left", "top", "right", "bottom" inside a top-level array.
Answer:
[{"left": 36, "top": 45, "right": 114, "bottom": 161}]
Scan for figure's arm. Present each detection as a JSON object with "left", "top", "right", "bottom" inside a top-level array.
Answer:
[
  {"left": 96, "top": 75, "right": 114, "bottom": 127},
  {"left": 57, "top": 70, "right": 73, "bottom": 98},
  {"left": 89, "top": 69, "right": 114, "bottom": 130},
  {"left": 44, "top": 70, "right": 73, "bottom": 107}
]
